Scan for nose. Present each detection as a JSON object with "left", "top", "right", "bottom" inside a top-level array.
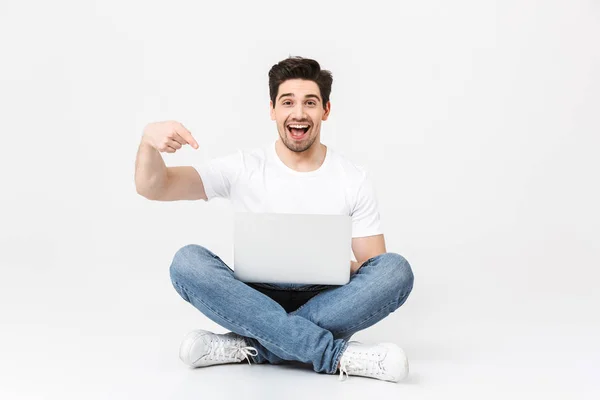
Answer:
[{"left": 292, "top": 102, "right": 306, "bottom": 119}]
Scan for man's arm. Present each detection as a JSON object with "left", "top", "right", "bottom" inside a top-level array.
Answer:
[
  {"left": 134, "top": 140, "right": 168, "bottom": 199},
  {"left": 135, "top": 141, "right": 207, "bottom": 201},
  {"left": 134, "top": 121, "right": 206, "bottom": 201},
  {"left": 350, "top": 234, "right": 387, "bottom": 274}
]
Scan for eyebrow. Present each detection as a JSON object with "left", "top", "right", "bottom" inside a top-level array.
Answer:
[{"left": 278, "top": 93, "right": 321, "bottom": 102}]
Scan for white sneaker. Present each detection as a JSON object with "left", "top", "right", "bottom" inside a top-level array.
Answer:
[
  {"left": 338, "top": 341, "right": 409, "bottom": 382},
  {"left": 179, "top": 329, "right": 258, "bottom": 368}
]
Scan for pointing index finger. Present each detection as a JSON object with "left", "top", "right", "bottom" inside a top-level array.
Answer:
[{"left": 175, "top": 123, "right": 198, "bottom": 149}]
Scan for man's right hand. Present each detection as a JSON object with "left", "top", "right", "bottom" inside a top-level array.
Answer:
[{"left": 141, "top": 120, "right": 199, "bottom": 153}]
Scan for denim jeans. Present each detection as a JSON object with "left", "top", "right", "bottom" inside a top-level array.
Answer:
[{"left": 169, "top": 244, "right": 414, "bottom": 375}]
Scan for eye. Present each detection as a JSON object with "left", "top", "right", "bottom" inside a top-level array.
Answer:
[
  {"left": 307, "top": 101, "right": 316, "bottom": 106},
  {"left": 283, "top": 101, "right": 292, "bottom": 106}
]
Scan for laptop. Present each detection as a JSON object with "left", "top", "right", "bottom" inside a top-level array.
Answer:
[{"left": 233, "top": 212, "right": 352, "bottom": 285}]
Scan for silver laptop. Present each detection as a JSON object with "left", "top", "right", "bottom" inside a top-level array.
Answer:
[{"left": 233, "top": 212, "right": 352, "bottom": 285}]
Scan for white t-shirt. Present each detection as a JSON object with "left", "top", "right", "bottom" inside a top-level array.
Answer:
[{"left": 195, "top": 139, "right": 383, "bottom": 238}]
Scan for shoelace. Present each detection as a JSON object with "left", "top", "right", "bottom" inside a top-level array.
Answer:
[
  {"left": 197, "top": 336, "right": 258, "bottom": 366},
  {"left": 338, "top": 352, "right": 384, "bottom": 381}
]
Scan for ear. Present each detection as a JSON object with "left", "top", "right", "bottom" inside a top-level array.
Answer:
[
  {"left": 270, "top": 100, "right": 275, "bottom": 121},
  {"left": 322, "top": 101, "right": 331, "bottom": 121}
]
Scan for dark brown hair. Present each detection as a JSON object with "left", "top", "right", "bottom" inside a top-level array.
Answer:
[{"left": 268, "top": 56, "right": 333, "bottom": 110}]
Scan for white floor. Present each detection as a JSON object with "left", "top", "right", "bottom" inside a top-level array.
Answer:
[
  {"left": 2, "top": 0, "right": 599, "bottom": 398},
  {"left": 2, "top": 251, "right": 598, "bottom": 400}
]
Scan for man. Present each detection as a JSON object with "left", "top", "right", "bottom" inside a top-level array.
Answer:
[{"left": 134, "top": 56, "right": 414, "bottom": 383}]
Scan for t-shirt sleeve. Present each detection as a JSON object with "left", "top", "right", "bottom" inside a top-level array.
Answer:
[
  {"left": 350, "top": 169, "right": 383, "bottom": 238},
  {"left": 194, "top": 150, "right": 243, "bottom": 201}
]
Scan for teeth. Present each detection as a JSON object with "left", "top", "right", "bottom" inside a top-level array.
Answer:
[{"left": 288, "top": 125, "right": 309, "bottom": 129}]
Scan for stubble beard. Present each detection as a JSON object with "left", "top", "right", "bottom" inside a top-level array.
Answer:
[{"left": 279, "top": 126, "right": 318, "bottom": 153}]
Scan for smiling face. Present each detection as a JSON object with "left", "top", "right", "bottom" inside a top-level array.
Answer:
[{"left": 270, "top": 79, "right": 331, "bottom": 153}]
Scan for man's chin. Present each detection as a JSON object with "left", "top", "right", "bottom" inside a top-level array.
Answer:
[{"left": 282, "top": 135, "right": 314, "bottom": 152}]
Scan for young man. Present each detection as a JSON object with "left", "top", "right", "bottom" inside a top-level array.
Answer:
[{"left": 134, "top": 56, "right": 414, "bottom": 383}]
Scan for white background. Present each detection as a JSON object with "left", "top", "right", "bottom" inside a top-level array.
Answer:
[{"left": 1, "top": 0, "right": 598, "bottom": 399}]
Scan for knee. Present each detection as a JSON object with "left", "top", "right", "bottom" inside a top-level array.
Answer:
[
  {"left": 169, "top": 244, "right": 213, "bottom": 283},
  {"left": 379, "top": 253, "right": 414, "bottom": 294}
]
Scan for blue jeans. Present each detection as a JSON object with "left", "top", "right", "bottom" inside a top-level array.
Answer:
[{"left": 169, "top": 244, "right": 414, "bottom": 375}]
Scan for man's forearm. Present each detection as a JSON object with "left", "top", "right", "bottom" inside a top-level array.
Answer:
[{"left": 135, "top": 140, "right": 168, "bottom": 199}]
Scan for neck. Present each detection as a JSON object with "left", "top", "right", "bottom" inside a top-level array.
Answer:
[{"left": 275, "top": 139, "right": 327, "bottom": 172}]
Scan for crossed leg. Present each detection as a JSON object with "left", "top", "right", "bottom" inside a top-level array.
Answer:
[{"left": 169, "top": 244, "right": 414, "bottom": 374}]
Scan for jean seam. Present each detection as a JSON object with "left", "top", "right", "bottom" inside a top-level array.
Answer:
[
  {"left": 332, "top": 339, "right": 349, "bottom": 375},
  {"left": 334, "top": 294, "right": 405, "bottom": 335},
  {"left": 291, "top": 268, "right": 411, "bottom": 335},
  {"left": 172, "top": 280, "right": 316, "bottom": 363}
]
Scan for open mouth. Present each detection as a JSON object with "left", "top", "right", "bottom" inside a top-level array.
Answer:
[{"left": 286, "top": 123, "right": 311, "bottom": 140}]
